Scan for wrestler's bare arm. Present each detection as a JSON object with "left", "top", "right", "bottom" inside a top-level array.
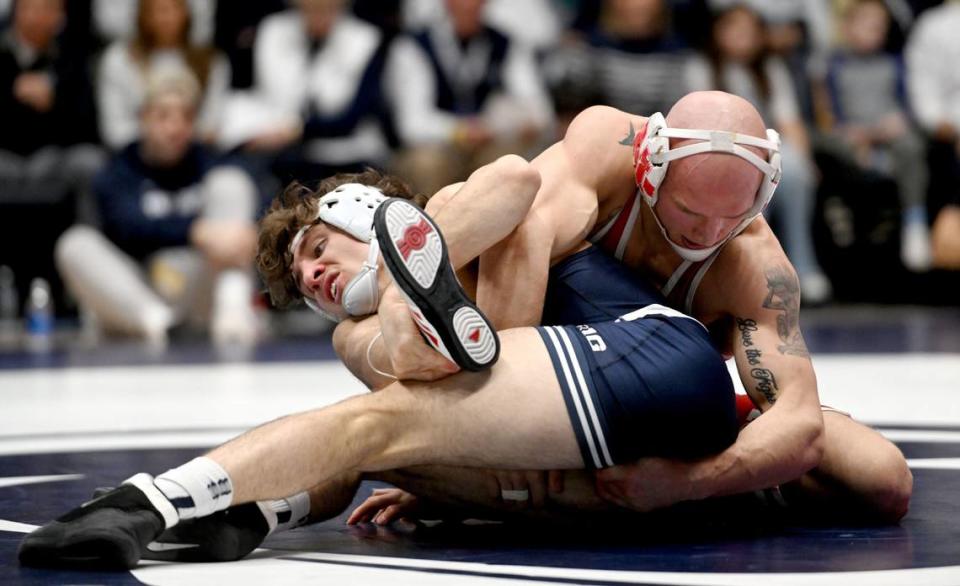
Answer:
[
  {"left": 686, "top": 236, "right": 825, "bottom": 499},
  {"left": 425, "top": 155, "right": 541, "bottom": 271},
  {"left": 333, "top": 155, "right": 542, "bottom": 383},
  {"left": 530, "top": 106, "right": 644, "bottom": 259},
  {"left": 469, "top": 106, "right": 647, "bottom": 329},
  {"left": 593, "top": 234, "right": 825, "bottom": 511},
  {"left": 367, "top": 466, "right": 615, "bottom": 520}
]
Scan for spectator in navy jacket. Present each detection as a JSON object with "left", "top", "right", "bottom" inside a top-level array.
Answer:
[{"left": 55, "top": 70, "right": 261, "bottom": 346}]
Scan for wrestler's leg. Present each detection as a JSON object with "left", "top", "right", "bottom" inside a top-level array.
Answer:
[
  {"left": 211, "top": 328, "right": 583, "bottom": 505},
  {"left": 782, "top": 410, "right": 912, "bottom": 522}
]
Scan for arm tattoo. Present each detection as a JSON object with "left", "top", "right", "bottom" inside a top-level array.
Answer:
[
  {"left": 761, "top": 266, "right": 810, "bottom": 357},
  {"left": 750, "top": 368, "right": 780, "bottom": 405},
  {"left": 619, "top": 123, "right": 636, "bottom": 147},
  {"left": 736, "top": 316, "right": 771, "bottom": 400}
]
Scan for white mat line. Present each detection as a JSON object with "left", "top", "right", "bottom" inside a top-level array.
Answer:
[
  {"left": 906, "top": 458, "right": 960, "bottom": 470},
  {"left": 0, "top": 431, "right": 235, "bottom": 456},
  {"left": 0, "top": 519, "right": 38, "bottom": 533},
  {"left": 879, "top": 430, "right": 960, "bottom": 442},
  {"left": 265, "top": 552, "right": 960, "bottom": 586},
  {"left": 0, "top": 474, "right": 84, "bottom": 488}
]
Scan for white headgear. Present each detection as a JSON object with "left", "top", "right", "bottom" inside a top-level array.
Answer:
[
  {"left": 633, "top": 112, "right": 782, "bottom": 262},
  {"left": 289, "top": 183, "right": 388, "bottom": 322}
]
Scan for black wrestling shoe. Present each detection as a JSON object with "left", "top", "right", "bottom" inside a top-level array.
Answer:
[
  {"left": 374, "top": 198, "right": 499, "bottom": 371},
  {"left": 88, "top": 487, "right": 271, "bottom": 563},
  {"left": 144, "top": 503, "right": 270, "bottom": 562},
  {"left": 18, "top": 484, "right": 166, "bottom": 569}
]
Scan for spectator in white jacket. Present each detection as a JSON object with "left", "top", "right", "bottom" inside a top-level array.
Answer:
[
  {"left": 219, "top": 0, "right": 397, "bottom": 186},
  {"left": 905, "top": 0, "right": 960, "bottom": 269}
]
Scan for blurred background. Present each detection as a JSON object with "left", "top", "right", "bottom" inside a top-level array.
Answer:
[{"left": 1, "top": 0, "right": 959, "bottom": 358}]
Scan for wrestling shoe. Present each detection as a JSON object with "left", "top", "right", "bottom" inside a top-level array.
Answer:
[
  {"left": 146, "top": 503, "right": 269, "bottom": 562},
  {"left": 18, "top": 483, "right": 166, "bottom": 569},
  {"left": 374, "top": 198, "right": 499, "bottom": 371},
  {"left": 88, "top": 487, "right": 272, "bottom": 563}
]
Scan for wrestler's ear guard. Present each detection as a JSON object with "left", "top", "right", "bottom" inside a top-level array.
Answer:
[
  {"left": 631, "top": 112, "right": 782, "bottom": 262},
  {"left": 632, "top": 112, "right": 782, "bottom": 213}
]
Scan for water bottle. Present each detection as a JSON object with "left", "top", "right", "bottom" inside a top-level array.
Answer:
[
  {"left": 25, "top": 277, "right": 54, "bottom": 352},
  {"left": 0, "top": 265, "right": 19, "bottom": 346}
]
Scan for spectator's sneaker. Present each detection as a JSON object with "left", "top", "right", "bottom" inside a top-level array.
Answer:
[
  {"left": 374, "top": 198, "right": 499, "bottom": 371},
  {"left": 799, "top": 270, "right": 832, "bottom": 306},
  {"left": 18, "top": 484, "right": 166, "bottom": 569},
  {"left": 87, "top": 487, "right": 272, "bottom": 563},
  {"left": 901, "top": 220, "right": 932, "bottom": 272},
  {"left": 211, "top": 270, "right": 262, "bottom": 347}
]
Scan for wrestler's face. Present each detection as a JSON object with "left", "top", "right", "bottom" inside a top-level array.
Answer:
[
  {"left": 655, "top": 155, "right": 760, "bottom": 250},
  {"left": 291, "top": 221, "right": 371, "bottom": 319}
]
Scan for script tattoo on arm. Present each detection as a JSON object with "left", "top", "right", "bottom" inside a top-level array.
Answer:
[
  {"left": 737, "top": 317, "right": 775, "bottom": 404},
  {"left": 761, "top": 266, "right": 810, "bottom": 357},
  {"left": 750, "top": 367, "right": 780, "bottom": 405}
]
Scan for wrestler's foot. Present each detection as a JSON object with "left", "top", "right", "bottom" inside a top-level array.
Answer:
[
  {"left": 374, "top": 198, "right": 499, "bottom": 371},
  {"left": 87, "top": 487, "right": 271, "bottom": 563},
  {"left": 18, "top": 483, "right": 166, "bottom": 569},
  {"left": 146, "top": 503, "right": 269, "bottom": 562}
]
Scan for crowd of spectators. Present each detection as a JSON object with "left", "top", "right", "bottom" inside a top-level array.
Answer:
[{"left": 1, "top": 0, "right": 958, "bottom": 345}]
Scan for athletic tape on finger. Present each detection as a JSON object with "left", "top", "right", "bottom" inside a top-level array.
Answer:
[{"left": 501, "top": 489, "right": 530, "bottom": 501}]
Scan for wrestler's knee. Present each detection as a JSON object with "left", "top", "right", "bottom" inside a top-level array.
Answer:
[
  {"left": 343, "top": 384, "right": 425, "bottom": 469},
  {"left": 865, "top": 441, "right": 913, "bottom": 522}
]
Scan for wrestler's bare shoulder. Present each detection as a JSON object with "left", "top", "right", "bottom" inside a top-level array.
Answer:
[
  {"left": 560, "top": 106, "right": 647, "bottom": 209},
  {"left": 566, "top": 106, "right": 647, "bottom": 140}
]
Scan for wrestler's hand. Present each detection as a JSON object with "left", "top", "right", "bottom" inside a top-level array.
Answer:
[
  {"left": 347, "top": 488, "right": 420, "bottom": 526},
  {"left": 594, "top": 458, "right": 695, "bottom": 512},
  {"left": 377, "top": 284, "right": 460, "bottom": 381},
  {"left": 484, "top": 469, "right": 551, "bottom": 509}
]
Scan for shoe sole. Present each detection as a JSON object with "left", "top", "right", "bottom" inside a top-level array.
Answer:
[
  {"left": 18, "top": 509, "right": 146, "bottom": 569},
  {"left": 374, "top": 198, "right": 499, "bottom": 371}
]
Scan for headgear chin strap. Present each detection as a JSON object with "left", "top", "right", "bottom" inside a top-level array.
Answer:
[
  {"left": 289, "top": 183, "right": 388, "bottom": 322},
  {"left": 633, "top": 112, "right": 782, "bottom": 262}
]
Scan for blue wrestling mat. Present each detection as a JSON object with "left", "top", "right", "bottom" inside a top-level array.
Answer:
[
  {"left": 2, "top": 439, "right": 960, "bottom": 585},
  {"left": 2, "top": 306, "right": 960, "bottom": 585}
]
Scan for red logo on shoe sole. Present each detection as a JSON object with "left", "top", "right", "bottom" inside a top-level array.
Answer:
[
  {"left": 397, "top": 220, "right": 434, "bottom": 260},
  {"left": 409, "top": 309, "right": 440, "bottom": 347},
  {"left": 468, "top": 328, "right": 480, "bottom": 343}
]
